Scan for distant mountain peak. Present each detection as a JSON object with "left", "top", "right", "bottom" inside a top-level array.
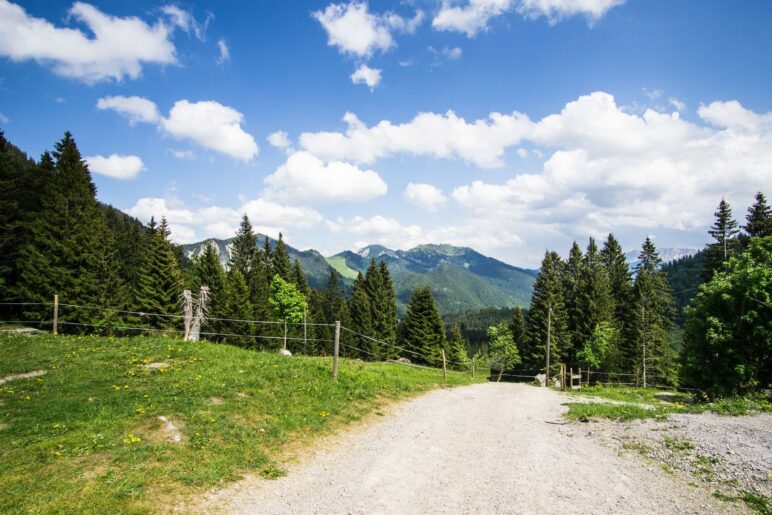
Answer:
[
  {"left": 356, "top": 244, "right": 397, "bottom": 259},
  {"left": 625, "top": 247, "right": 699, "bottom": 267}
]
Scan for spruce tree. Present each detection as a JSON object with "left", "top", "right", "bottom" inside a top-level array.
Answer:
[
  {"left": 15, "top": 132, "right": 108, "bottom": 327},
  {"left": 222, "top": 269, "right": 254, "bottom": 347},
  {"left": 91, "top": 227, "right": 129, "bottom": 329},
  {"left": 193, "top": 241, "right": 226, "bottom": 338},
  {"left": 510, "top": 306, "right": 527, "bottom": 353},
  {"left": 229, "top": 215, "right": 258, "bottom": 279},
  {"left": 703, "top": 198, "right": 741, "bottom": 280},
  {"left": 363, "top": 258, "right": 393, "bottom": 353},
  {"left": 250, "top": 242, "right": 273, "bottom": 339},
  {"left": 562, "top": 242, "right": 585, "bottom": 366},
  {"left": 744, "top": 191, "right": 771, "bottom": 238},
  {"left": 133, "top": 218, "right": 183, "bottom": 330},
  {"left": 398, "top": 285, "right": 446, "bottom": 366},
  {"left": 314, "top": 270, "right": 348, "bottom": 355},
  {"left": 379, "top": 260, "right": 399, "bottom": 354},
  {"left": 600, "top": 233, "right": 632, "bottom": 368},
  {"left": 447, "top": 322, "right": 470, "bottom": 370},
  {"left": 291, "top": 258, "right": 309, "bottom": 295},
  {"left": 524, "top": 251, "right": 569, "bottom": 372},
  {"left": 348, "top": 273, "right": 375, "bottom": 358},
  {"left": 272, "top": 233, "right": 292, "bottom": 282},
  {"left": 626, "top": 237, "right": 678, "bottom": 385},
  {"left": 577, "top": 238, "right": 615, "bottom": 367}
]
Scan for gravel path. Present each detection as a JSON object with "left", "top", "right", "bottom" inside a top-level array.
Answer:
[
  {"left": 581, "top": 411, "right": 772, "bottom": 500},
  {"left": 198, "top": 383, "right": 737, "bottom": 514}
]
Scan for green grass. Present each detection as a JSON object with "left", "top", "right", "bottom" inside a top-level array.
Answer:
[
  {"left": 325, "top": 255, "right": 359, "bottom": 280},
  {"left": 565, "top": 385, "right": 772, "bottom": 421},
  {"left": 565, "top": 402, "right": 671, "bottom": 422},
  {"left": 570, "top": 385, "right": 692, "bottom": 405},
  {"left": 0, "top": 333, "right": 480, "bottom": 513}
]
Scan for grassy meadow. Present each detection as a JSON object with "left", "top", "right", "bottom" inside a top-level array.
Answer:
[{"left": 0, "top": 332, "right": 479, "bottom": 513}]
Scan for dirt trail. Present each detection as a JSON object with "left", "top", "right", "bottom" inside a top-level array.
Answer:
[{"left": 198, "top": 383, "right": 738, "bottom": 514}]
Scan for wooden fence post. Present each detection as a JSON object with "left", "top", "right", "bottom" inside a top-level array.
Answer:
[
  {"left": 560, "top": 364, "right": 566, "bottom": 391},
  {"left": 332, "top": 321, "right": 340, "bottom": 381},
  {"left": 441, "top": 349, "right": 447, "bottom": 383},
  {"left": 52, "top": 294, "right": 58, "bottom": 336},
  {"left": 303, "top": 314, "right": 307, "bottom": 355},
  {"left": 472, "top": 357, "right": 476, "bottom": 378},
  {"left": 579, "top": 367, "right": 582, "bottom": 388}
]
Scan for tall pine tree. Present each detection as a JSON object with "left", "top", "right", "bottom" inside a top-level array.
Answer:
[
  {"left": 524, "top": 251, "right": 569, "bottom": 372},
  {"left": 625, "top": 237, "right": 678, "bottom": 385},
  {"left": 744, "top": 191, "right": 771, "bottom": 238},
  {"left": 703, "top": 198, "right": 741, "bottom": 281},
  {"left": 193, "top": 241, "right": 227, "bottom": 338},
  {"left": 348, "top": 273, "right": 375, "bottom": 359},
  {"left": 398, "top": 285, "right": 446, "bottom": 366},
  {"left": 133, "top": 218, "right": 183, "bottom": 330},
  {"left": 378, "top": 260, "right": 399, "bottom": 357},
  {"left": 562, "top": 242, "right": 585, "bottom": 366},
  {"left": 272, "top": 233, "right": 292, "bottom": 282}
]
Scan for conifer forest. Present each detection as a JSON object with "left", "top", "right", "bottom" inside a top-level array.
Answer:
[{"left": 0, "top": 130, "right": 770, "bottom": 396}]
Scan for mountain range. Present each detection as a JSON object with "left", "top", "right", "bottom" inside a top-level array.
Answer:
[
  {"left": 624, "top": 247, "right": 699, "bottom": 270},
  {"left": 181, "top": 236, "right": 698, "bottom": 315},
  {"left": 181, "top": 237, "right": 538, "bottom": 315}
]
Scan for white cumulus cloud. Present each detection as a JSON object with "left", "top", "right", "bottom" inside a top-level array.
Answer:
[
  {"left": 432, "top": 0, "right": 625, "bottom": 36},
  {"left": 85, "top": 154, "right": 145, "bottom": 179},
  {"left": 161, "top": 100, "right": 258, "bottom": 161},
  {"left": 403, "top": 183, "right": 448, "bottom": 211},
  {"left": 96, "top": 95, "right": 161, "bottom": 125},
  {"left": 313, "top": 2, "right": 394, "bottom": 57},
  {"left": 0, "top": 0, "right": 184, "bottom": 82},
  {"left": 299, "top": 110, "right": 533, "bottom": 168},
  {"left": 126, "top": 195, "right": 323, "bottom": 244},
  {"left": 350, "top": 64, "right": 381, "bottom": 89},
  {"left": 98, "top": 96, "right": 259, "bottom": 161},
  {"left": 264, "top": 151, "right": 387, "bottom": 203},
  {"left": 267, "top": 130, "right": 293, "bottom": 153}
]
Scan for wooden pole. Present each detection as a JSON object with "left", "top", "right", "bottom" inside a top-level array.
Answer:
[
  {"left": 472, "top": 357, "right": 476, "bottom": 378},
  {"left": 570, "top": 367, "right": 573, "bottom": 390},
  {"left": 560, "top": 364, "right": 566, "bottom": 391},
  {"left": 579, "top": 367, "right": 582, "bottom": 389},
  {"left": 545, "top": 302, "right": 551, "bottom": 387},
  {"left": 303, "top": 313, "right": 307, "bottom": 355},
  {"left": 332, "top": 321, "right": 340, "bottom": 380},
  {"left": 52, "top": 294, "right": 59, "bottom": 336},
  {"left": 441, "top": 349, "right": 448, "bottom": 383},
  {"left": 283, "top": 320, "right": 288, "bottom": 351}
]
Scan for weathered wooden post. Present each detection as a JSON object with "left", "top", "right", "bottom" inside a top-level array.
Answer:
[
  {"left": 332, "top": 321, "right": 340, "bottom": 381},
  {"left": 52, "top": 294, "right": 59, "bottom": 336},
  {"left": 441, "top": 348, "right": 448, "bottom": 383},
  {"left": 472, "top": 357, "right": 476, "bottom": 378},
  {"left": 303, "top": 313, "right": 308, "bottom": 355},
  {"left": 545, "top": 302, "right": 552, "bottom": 387},
  {"left": 579, "top": 367, "right": 582, "bottom": 388},
  {"left": 560, "top": 364, "right": 566, "bottom": 391}
]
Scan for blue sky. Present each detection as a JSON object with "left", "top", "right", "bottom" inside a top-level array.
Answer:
[{"left": 1, "top": 0, "right": 770, "bottom": 266}]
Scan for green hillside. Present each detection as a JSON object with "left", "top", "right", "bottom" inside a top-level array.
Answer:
[
  {"left": 328, "top": 244, "right": 537, "bottom": 314},
  {"left": 0, "top": 333, "right": 478, "bottom": 513},
  {"left": 326, "top": 254, "right": 359, "bottom": 280},
  {"left": 181, "top": 235, "right": 336, "bottom": 290},
  {"left": 183, "top": 239, "right": 537, "bottom": 315}
]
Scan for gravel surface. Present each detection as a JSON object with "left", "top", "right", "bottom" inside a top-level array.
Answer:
[
  {"left": 195, "top": 383, "right": 737, "bottom": 514},
  {"left": 579, "top": 411, "right": 772, "bottom": 501}
]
